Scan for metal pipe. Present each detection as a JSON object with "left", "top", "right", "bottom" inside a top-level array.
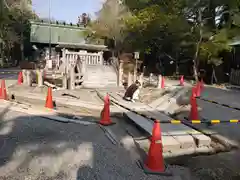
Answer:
[{"left": 48, "top": 0, "right": 52, "bottom": 59}]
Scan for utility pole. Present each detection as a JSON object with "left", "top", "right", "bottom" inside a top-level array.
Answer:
[
  {"left": 48, "top": 0, "right": 51, "bottom": 60},
  {"left": 0, "top": 0, "right": 3, "bottom": 65}
]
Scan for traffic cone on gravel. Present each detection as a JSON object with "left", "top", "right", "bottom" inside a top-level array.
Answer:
[
  {"left": 143, "top": 120, "right": 166, "bottom": 174},
  {"left": 45, "top": 87, "right": 54, "bottom": 109},
  {"left": 99, "top": 94, "right": 114, "bottom": 126},
  {"left": 180, "top": 75, "right": 184, "bottom": 86},
  {"left": 0, "top": 80, "right": 7, "bottom": 100},
  {"left": 189, "top": 92, "right": 199, "bottom": 120},
  {"left": 161, "top": 76, "right": 165, "bottom": 89},
  {"left": 17, "top": 71, "right": 23, "bottom": 85}
]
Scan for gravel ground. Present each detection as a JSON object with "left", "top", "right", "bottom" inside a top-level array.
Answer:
[
  {"left": 0, "top": 107, "right": 192, "bottom": 180},
  {"left": 169, "top": 150, "right": 240, "bottom": 180}
]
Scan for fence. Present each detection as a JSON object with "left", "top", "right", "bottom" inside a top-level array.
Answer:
[{"left": 230, "top": 68, "right": 240, "bottom": 86}]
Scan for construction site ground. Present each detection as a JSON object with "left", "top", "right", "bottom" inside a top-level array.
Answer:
[{"left": 3, "top": 81, "right": 240, "bottom": 180}]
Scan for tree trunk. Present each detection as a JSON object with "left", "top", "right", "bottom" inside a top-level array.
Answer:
[
  {"left": 211, "top": 65, "right": 218, "bottom": 84},
  {"left": 175, "top": 51, "right": 179, "bottom": 75},
  {"left": 193, "top": 9, "right": 203, "bottom": 82}
]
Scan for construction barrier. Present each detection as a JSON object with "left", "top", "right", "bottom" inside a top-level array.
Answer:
[
  {"left": 197, "top": 97, "right": 240, "bottom": 111},
  {"left": 170, "top": 119, "right": 240, "bottom": 124},
  {"left": 107, "top": 94, "right": 240, "bottom": 124}
]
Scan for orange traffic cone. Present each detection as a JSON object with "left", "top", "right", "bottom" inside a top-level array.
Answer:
[
  {"left": 99, "top": 94, "right": 114, "bottom": 126},
  {"left": 17, "top": 71, "right": 23, "bottom": 85},
  {"left": 45, "top": 87, "right": 54, "bottom": 109},
  {"left": 142, "top": 120, "right": 170, "bottom": 175},
  {"left": 189, "top": 94, "right": 199, "bottom": 120},
  {"left": 151, "top": 120, "right": 161, "bottom": 141},
  {"left": 161, "top": 76, "right": 165, "bottom": 89},
  {"left": 180, "top": 75, "right": 184, "bottom": 86},
  {"left": 0, "top": 80, "right": 7, "bottom": 100}
]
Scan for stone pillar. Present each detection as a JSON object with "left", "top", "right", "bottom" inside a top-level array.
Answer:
[
  {"left": 26, "top": 70, "right": 32, "bottom": 86},
  {"left": 57, "top": 54, "right": 60, "bottom": 69},
  {"left": 37, "top": 69, "right": 44, "bottom": 87},
  {"left": 81, "top": 59, "right": 86, "bottom": 74},
  {"left": 98, "top": 51, "right": 104, "bottom": 65},
  {"left": 70, "top": 67, "right": 75, "bottom": 90},
  {"left": 118, "top": 60, "right": 123, "bottom": 87},
  {"left": 139, "top": 73, "right": 144, "bottom": 88},
  {"left": 133, "top": 67, "right": 137, "bottom": 82},
  {"left": 128, "top": 72, "right": 133, "bottom": 87},
  {"left": 62, "top": 73, "right": 68, "bottom": 89},
  {"left": 22, "top": 69, "right": 27, "bottom": 85},
  {"left": 149, "top": 73, "right": 153, "bottom": 84},
  {"left": 157, "top": 75, "right": 162, "bottom": 88}
]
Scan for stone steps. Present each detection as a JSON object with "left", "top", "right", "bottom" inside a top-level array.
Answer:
[{"left": 83, "top": 64, "right": 118, "bottom": 88}]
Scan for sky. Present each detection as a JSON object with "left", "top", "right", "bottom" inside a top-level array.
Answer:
[{"left": 32, "top": 0, "right": 105, "bottom": 23}]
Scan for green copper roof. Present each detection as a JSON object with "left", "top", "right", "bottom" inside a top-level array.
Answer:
[{"left": 30, "top": 21, "right": 87, "bottom": 44}]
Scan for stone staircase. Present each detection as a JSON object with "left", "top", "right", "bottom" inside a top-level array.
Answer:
[{"left": 83, "top": 64, "right": 118, "bottom": 88}]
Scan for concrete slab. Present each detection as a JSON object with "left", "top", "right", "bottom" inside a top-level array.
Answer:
[
  {"left": 124, "top": 111, "right": 181, "bottom": 151},
  {"left": 100, "top": 89, "right": 212, "bottom": 150},
  {"left": 162, "top": 135, "right": 182, "bottom": 152},
  {"left": 161, "top": 124, "right": 196, "bottom": 149},
  {"left": 142, "top": 108, "right": 211, "bottom": 148},
  {"left": 11, "top": 92, "right": 103, "bottom": 110}
]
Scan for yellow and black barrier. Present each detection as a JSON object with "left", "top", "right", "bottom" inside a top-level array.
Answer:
[
  {"left": 170, "top": 119, "right": 239, "bottom": 124},
  {"left": 197, "top": 97, "right": 240, "bottom": 111},
  {"left": 106, "top": 93, "right": 240, "bottom": 125}
]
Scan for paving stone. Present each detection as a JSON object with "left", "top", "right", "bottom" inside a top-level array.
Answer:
[
  {"left": 161, "top": 124, "right": 196, "bottom": 149},
  {"left": 124, "top": 111, "right": 181, "bottom": 151}
]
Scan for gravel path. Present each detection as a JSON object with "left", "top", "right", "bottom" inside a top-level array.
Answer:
[{"left": 0, "top": 107, "right": 191, "bottom": 180}]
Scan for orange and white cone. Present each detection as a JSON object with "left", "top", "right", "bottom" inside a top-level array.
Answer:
[
  {"left": 189, "top": 92, "right": 199, "bottom": 120},
  {"left": 45, "top": 87, "right": 54, "bottom": 109},
  {"left": 180, "top": 75, "right": 184, "bottom": 86},
  {"left": 0, "top": 80, "right": 8, "bottom": 100},
  {"left": 17, "top": 71, "right": 23, "bottom": 85},
  {"left": 161, "top": 76, "right": 165, "bottom": 89},
  {"left": 99, "top": 94, "right": 115, "bottom": 126},
  {"left": 141, "top": 120, "right": 172, "bottom": 175}
]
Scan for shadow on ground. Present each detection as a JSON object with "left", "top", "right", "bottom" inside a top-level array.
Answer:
[
  {"left": 1, "top": 85, "right": 240, "bottom": 180},
  {"left": 0, "top": 104, "right": 193, "bottom": 180}
]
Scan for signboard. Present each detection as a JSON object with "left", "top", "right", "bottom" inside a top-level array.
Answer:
[{"left": 134, "top": 52, "right": 140, "bottom": 59}]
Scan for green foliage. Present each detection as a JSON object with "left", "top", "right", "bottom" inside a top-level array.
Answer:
[
  {"left": 90, "top": 0, "right": 240, "bottom": 73},
  {"left": 200, "top": 29, "right": 232, "bottom": 66},
  {"left": 0, "top": 0, "right": 36, "bottom": 60}
]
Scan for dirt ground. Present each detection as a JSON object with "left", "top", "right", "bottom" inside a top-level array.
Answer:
[
  {"left": 168, "top": 150, "right": 240, "bottom": 180},
  {"left": 8, "top": 85, "right": 240, "bottom": 180}
]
